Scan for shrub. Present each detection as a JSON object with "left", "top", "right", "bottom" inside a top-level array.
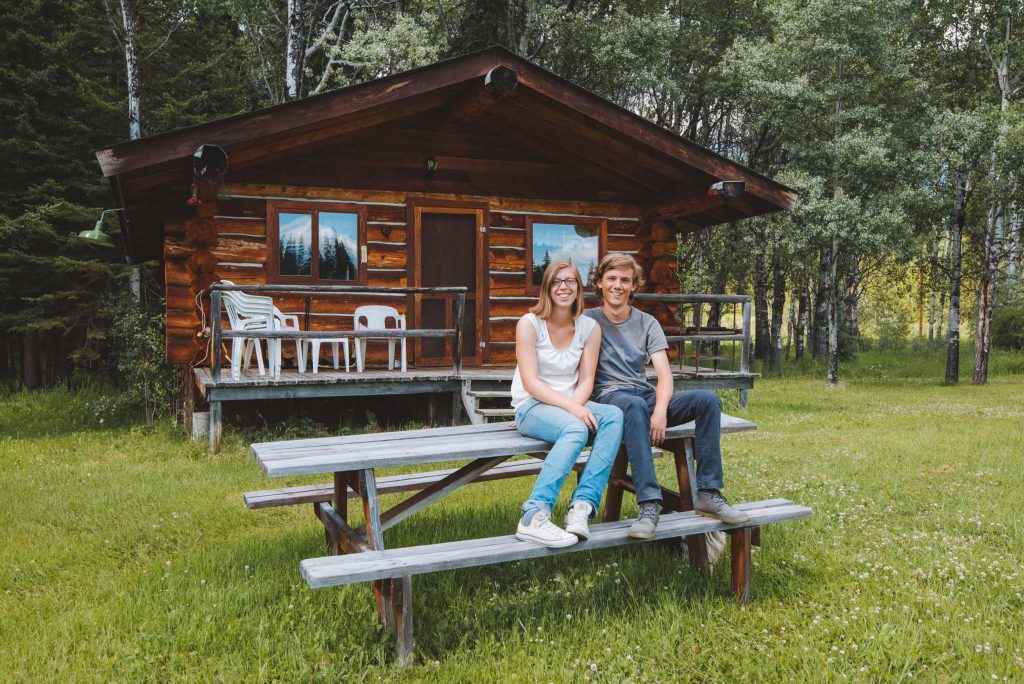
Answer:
[
  {"left": 992, "top": 304, "right": 1024, "bottom": 350},
  {"left": 108, "top": 293, "right": 179, "bottom": 423}
]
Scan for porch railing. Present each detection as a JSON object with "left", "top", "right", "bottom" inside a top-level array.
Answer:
[
  {"left": 632, "top": 293, "right": 752, "bottom": 376},
  {"left": 208, "top": 284, "right": 467, "bottom": 382}
]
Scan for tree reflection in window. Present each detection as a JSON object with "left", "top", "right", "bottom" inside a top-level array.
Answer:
[
  {"left": 319, "top": 212, "right": 358, "bottom": 280},
  {"left": 531, "top": 223, "right": 598, "bottom": 285},
  {"left": 279, "top": 213, "right": 312, "bottom": 276}
]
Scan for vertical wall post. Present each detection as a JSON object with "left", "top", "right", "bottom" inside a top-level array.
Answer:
[
  {"left": 740, "top": 299, "right": 751, "bottom": 409},
  {"left": 453, "top": 292, "right": 465, "bottom": 374},
  {"left": 211, "top": 288, "right": 223, "bottom": 383}
]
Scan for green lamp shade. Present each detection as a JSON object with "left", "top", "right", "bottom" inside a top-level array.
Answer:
[{"left": 78, "top": 219, "right": 114, "bottom": 247}]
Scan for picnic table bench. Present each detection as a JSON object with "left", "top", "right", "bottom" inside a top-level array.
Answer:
[{"left": 248, "top": 415, "right": 811, "bottom": 666}]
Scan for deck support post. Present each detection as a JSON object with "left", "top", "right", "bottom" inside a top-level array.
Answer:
[
  {"left": 739, "top": 300, "right": 751, "bottom": 409},
  {"left": 209, "top": 400, "right": 222, "bottom": 453}
]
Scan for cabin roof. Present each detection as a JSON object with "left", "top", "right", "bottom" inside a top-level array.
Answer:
[{"left": 95, "top": 47, "right": 795, "bottom": 261}]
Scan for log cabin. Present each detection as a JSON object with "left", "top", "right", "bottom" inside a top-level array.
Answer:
[{"left": 93, "top": 47, "right": 796, "bottom": 449}]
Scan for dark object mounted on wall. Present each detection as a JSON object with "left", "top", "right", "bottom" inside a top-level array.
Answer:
[{"left": 193, "top": 144, "right": 228, "bottom": 181}]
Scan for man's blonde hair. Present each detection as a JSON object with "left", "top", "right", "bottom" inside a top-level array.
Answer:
[
  {"left": 530, "top": 259, "right": 585, "bottom": 319},
  {"left": 592, "top": 252, "right": 645, "bottom": 302}
]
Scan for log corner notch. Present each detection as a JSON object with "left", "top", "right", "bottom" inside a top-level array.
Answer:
[
  {"left": 642, "top": 181, "right": 747, "bottom": 224},
  {"left": 444, "top": 66, "right": 519, "bottom": 128}
]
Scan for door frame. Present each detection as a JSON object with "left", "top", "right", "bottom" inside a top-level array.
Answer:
[{"left": 407, "top": 198, "right": 489, "bottom": 366}]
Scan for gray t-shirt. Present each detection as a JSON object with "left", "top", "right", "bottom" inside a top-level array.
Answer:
[{"left": 584, "top": 307, "right": 668, "bottom": 398}]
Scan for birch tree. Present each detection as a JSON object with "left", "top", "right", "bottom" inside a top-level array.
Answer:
[{"left": 973, "top": 4, "right": 1023, "bottom": 384}]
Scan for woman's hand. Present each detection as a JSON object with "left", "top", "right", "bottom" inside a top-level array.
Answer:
[{"left": 568, "top": 403, "right": 598, "bottom": 432}]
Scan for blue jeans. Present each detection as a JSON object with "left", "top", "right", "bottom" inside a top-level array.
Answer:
[
  {"left": 515, "top": 399, "right": 624, "bottom": 519},
  {"left": 595, "top": 387, "right": 724, "bottom": 504}
]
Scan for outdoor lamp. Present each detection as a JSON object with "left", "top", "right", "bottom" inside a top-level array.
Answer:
[
  {"left": 425, "top": 156, "right": 438, "bottom": 181},
  {"left": 78, "top": 209, "right": 119, "bottom": 247}
]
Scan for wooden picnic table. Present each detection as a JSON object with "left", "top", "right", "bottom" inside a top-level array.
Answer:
[{"left": 249, "top": 415, "right": 810, "bottom": 666}]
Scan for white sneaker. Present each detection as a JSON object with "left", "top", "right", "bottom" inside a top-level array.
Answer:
[
  {"left": 564, "top": 501, "right": 593, "bottom": 539},
  {"left": 516, "top": 511, "right": 578, "bottom": 548}
]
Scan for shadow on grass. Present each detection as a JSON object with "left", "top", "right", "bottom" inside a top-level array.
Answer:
[{"left": 219, "top": 499, "right": 821, "bottom": 666}]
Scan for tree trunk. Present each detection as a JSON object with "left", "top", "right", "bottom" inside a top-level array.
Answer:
[
  {"left": 844, "top": 259, "right": 860, "bottom": 344},
  {"left": 812, "top": 252, "right": 829, "bottom": 359},
  {"left": 796, "top": 281, "right": 808, "bottom": 361},
  {"left": 974, "top": 10, "right": 1014, "bottom": 385},
  {"left": 974, "top": 196, "right": 1003, "bottom": 385},
  {"left": 21, "top": 332, "right": 39, "bottom": 389},
  {"left": 285, "top": 0, "right": 307, "bottom": 101},
  {"left": 786, "top": 284, "right": 796, "bottom": 358},
  {"left": 827, "top": 236, "right": 840, "bottom": 385},
  {"left": 769, "top": 250, "right": 786, "bottom": 370},
  {"left": 945, "top": 170, "right": 968, "bottom": 385},
  {"left": 118, "top": 0, "right": 141, "bottom": 139},
  {"left": 751, "top": 225, "right": 771, "bottom": 363}
]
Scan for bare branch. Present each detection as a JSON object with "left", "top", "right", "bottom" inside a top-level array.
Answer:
[
  {"left": 306, "top": 1, "right": 348, "bottom": 58},
  {"left": 142, "top": 0, "right": 198, "bottom": 62},
  {"left": 102, "top": 0, "right": 125, "bottom": 49}
]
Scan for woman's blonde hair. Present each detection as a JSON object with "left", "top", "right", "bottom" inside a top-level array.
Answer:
[
  {"left": 592, "top": 252, "right": 645, "bottom": 303},
  {"left": 530, "top": 259, "right": 585, "bottom": 319}
]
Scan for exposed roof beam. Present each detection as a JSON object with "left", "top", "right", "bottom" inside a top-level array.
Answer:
[{"left": 642, "top": 182, "right": 746, "bottom": 223}]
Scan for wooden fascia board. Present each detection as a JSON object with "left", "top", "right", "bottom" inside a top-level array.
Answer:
[
  {"left": 512, "top": 64, "right": 797, "bottom": 211},
  {"left": 95, "top": 51, "right": 503, "bottom": 178}
]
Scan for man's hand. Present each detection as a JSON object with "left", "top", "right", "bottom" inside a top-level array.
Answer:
[{"left": 650, "top": 409, "right": 667, "bottom": 445}]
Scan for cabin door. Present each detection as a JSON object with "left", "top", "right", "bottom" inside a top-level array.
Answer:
[{"left": 412, "top": 206, "right": 486, "bottom": 367}]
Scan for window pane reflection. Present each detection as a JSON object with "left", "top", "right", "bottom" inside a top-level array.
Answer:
[
  {"left": 319, "top": 212, "right": 358, "bottom": 280},
  {"left": 279, "top": 213, "right": 312, "bottom": 276},
  {"left": 531, "top": 223, "right": 598, "bottom": 285}
]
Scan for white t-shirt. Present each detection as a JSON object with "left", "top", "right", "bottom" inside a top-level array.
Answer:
[{"left": 510, "top": 313, "right": 597, "bottom": 410}]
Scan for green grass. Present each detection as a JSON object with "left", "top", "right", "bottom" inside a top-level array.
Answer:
[{"left": 2, "top": 351, "right": 1023, "bottom": 682}]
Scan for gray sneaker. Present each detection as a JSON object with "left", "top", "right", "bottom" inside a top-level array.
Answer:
[
  {"left": 629, "top": 502, "right": 660, "bottom": 539},
  {"left": 695, "top": 490, "right": 750, "bottom": 524}
]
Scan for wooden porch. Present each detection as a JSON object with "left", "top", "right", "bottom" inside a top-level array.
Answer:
[{"left": 197, "top": 284, "right": 757, "bottom": 451}]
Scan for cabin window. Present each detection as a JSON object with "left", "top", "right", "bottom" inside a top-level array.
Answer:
[
  {"left": 526, "top": 217, "right": 605, "bottom": 287},
  {"left": 268, "top": 201, "right": 366, "bottom": 283}
]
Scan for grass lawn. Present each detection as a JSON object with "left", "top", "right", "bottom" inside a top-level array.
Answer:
[{"left": 1, "top": 350, "right": 1022, "bottom": 682}]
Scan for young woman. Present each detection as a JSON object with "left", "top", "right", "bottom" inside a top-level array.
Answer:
[{"left": 510, "top": 259, "right": 624, "bottom": 548}]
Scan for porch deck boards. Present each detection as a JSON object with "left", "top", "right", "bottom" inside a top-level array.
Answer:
[{"left": 194, "top": 365, "right": 756, "bottom": 395}]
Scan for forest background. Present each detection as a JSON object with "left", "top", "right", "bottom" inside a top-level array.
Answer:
[{"left": 2, "top": 0, "right": 1022, "bottom": 407}]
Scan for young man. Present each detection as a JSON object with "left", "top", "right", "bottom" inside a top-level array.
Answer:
[{"left": 584, "top": 253, "right": 750, "bottom": 539}]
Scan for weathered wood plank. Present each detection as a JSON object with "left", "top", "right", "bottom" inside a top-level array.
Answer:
[{"left": 300, "top": 500, "right": 811, "bottom": 587}]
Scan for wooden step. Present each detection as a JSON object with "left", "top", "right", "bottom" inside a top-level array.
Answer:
[
  {"left": 467, "top": 390, "right": 512, "bottom": 398},
  {"left": 300, "top": 498, "right": 812, "bottom": 588},
  {"left": 474, "top": 408, "right": 515, "bottom": 417}
]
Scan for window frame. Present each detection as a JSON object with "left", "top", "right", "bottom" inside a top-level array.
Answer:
[
  {"left": 267, "top": 200, "right": 367, "bottom": 284},
  {"left": 524, "top": 215, "right": 607, "bottom": 293}
]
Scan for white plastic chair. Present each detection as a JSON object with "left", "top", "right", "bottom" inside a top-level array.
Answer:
[
  {"left": 353, "top": 305, "right": 407, "bottom": 372},
  {"left": 220, "top": 282, "right": 305, "bottom": 379}
]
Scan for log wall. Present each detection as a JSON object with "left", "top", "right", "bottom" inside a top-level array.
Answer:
[{"left": 164, "top": 183, "right": 680, "bottom": 367}]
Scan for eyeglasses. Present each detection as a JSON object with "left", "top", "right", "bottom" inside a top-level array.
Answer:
[{"left": 550, "top": 278, "right": 579, "bottom": 289}]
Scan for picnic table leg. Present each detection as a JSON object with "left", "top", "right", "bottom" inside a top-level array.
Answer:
[
  {"left": 390, "top": 575, "right": 414, "bottom": 667},
  {"left": 602, "top": 445, "right": 629, "bottom": 522},
  {"left": 729, "top": 527, "right": 753, "bottom": 604},
  {"left": 360, "top": 468, "right": 395, "bottom": 630},
  {"left": 678, "top": 439, "right": 711, "bottom": 576}
]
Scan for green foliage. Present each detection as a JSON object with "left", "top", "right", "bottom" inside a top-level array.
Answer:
[
  {"left": 107, "top": 293, "right": 180, "bottom": 424},
  {"left": 1, "top": 358, "right": 1022, "bottom": 680},
  {"left": 992, "top": 304, "right": 1024, "bottom": 350}
]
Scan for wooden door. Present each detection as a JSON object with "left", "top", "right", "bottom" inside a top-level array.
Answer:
[{"left": 412, "top": 206, "right": 486, "bottom": 366}]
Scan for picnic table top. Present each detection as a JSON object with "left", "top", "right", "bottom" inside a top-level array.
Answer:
[{"left": 251, "top": 414, "right": 757, "bottom": 478}]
